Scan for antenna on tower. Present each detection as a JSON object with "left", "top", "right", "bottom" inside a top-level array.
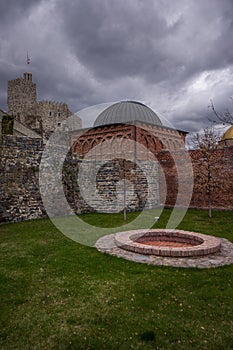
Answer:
[{"left": 27, "top": 52, "right": 30, "bottom": 65}]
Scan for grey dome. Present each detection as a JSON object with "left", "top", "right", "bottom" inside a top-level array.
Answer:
[{"left": 93, "top": 101, "right": 162, "bottom": 127}]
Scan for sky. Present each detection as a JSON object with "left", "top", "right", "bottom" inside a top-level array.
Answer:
[{"left": 0, "top": 0, "right": 233, "bottom": 132}]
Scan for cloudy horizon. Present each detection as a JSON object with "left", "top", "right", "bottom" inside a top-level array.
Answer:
[{"left": 0, "top": 0, "right": 233, "bottom": 133}]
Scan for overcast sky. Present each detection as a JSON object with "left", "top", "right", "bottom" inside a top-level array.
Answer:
[{"left": 0, "top": 0, "right": 233, "bottom": 132}]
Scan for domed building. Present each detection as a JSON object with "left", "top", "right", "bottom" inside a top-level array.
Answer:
[
  {"left": 71, "top": 100, "right": 188, "bottom": 159},
  {"left": 93, "top": 101, "right": 163, "bottom": 127},
  {"left": 219, "top": 125, "right": 233, "bottom": 148}
]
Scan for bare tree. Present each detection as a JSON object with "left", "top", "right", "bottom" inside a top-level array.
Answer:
[
  {"left": 209, "top": 98, "right": 233, "bottom": 125},
  {"left": 192, "top": 127, "right": 221, "bottom": 218}
]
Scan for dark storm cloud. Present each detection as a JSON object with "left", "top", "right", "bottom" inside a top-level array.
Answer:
[
  {"left": 59, "top": 0, "right": 233, "bottom": 84},
  {"left": 58, "top": 0, "right": 182, "bottom": 82},
  {"left": 0, "top": 0, "right": 233, "bottom": 132},
  {"left": 0, "top": 0, "right": 40, "bottom": 18}
]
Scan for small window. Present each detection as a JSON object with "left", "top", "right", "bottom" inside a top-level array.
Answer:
[
  {"left": 57, "top": 122, "right": 61, "bottom": 126},
  {"left": 58, "top": 112, "right": 61, "bottom": 117},
  {"left": 49, "top": 111, "right": 52, "bottom": 116}
]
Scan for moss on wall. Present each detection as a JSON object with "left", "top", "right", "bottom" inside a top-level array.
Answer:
[{"left": 2, "top": 115, "right": 14, "bottom": 135}]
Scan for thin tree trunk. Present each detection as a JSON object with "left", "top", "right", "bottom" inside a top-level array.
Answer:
[
  {"left": 207, "top": 166, "right": 212, "bottom": 218},
  {"left": 123, "top": 159, "right": 127, "bottom": 221},
  {"left": 208, "top": 191, "right": 212, "bottom": 218},
  {"left": 123, "top": 207, "right": 127, "bottom": 221}
]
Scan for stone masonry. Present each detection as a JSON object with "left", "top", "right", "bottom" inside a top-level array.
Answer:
[
  {"left": 0, "top": 134, "right": 232, "bottom": 224},
  {"left": 0, "top": 136, "right": 160, "bottom": 223},
  {"left": 7, "top": 72, "right": 82, "bottom": 138},
  {"left": 0, "top": 135, "right": 45, "bottom": 222}
]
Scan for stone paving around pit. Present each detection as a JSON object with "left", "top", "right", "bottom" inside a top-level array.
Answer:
[{"left": 95, "top": 234, "right": 233, "bottom": 269}]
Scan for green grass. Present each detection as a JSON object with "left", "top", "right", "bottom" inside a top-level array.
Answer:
[{"left": 0, "top": 209, "right": 233, "bottom": 349}]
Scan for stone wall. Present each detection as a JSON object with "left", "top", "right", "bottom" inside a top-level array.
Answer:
[
  {"left": 13, "top": 120, "right": 41, "bottom": 138},
  {"left": 0, "top": 135, "right": 45, "bottom": 222},
  {"left": 63, "top": 158, "right": 160, "bottom": 214},
  {"left": 0, "top": 135, "right": 232, "bottom": 224},
  {"left": 37, "top": 101, "right": 77, "bottom": 136},
  {"left": 7, "top": 73, "right": 82, "bottom": 137},
  {"left": 7, "top": 73, "right": 37, "bottom": 123},
  {"left": 0, "top": 136, "right": 160, "bottom": 223}
]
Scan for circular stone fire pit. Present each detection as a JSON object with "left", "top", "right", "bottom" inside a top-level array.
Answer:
[{"left": 115, "top": 229, "right": 221, "bottom": 257}]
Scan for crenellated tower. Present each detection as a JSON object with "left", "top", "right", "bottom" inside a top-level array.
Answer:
[
  {"left": 6, "top": 71, "right": 82, "bottom": 137},
  {"left": 7, "top": 72, "right": 37, "bottom": 124}
]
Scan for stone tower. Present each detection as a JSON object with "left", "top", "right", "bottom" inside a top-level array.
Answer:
[
  {"left": 7, "top": 72, "right": 82, "bottom": 137},
  {"left": 7, "top": 72, "right": 37, "bottom": 124}
]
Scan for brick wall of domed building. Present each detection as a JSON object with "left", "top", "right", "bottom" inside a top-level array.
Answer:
[
  {"left": 71, "top": 123, "right": 186, "bottom": 159},
  {"left": 71, "top": 122, "right": 233, "bottom": 211},
  {"left": 158, "top": 147, "right": 233, "bottom": 210}
]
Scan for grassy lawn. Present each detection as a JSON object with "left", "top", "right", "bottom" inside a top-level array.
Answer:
[{"left": 0, "top": 209, "right": 233, "bottom": 349}]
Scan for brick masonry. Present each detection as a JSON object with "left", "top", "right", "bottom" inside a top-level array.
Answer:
[
  {"left": 95, "top": 233, "right": 233, "bottom": 268},
  {"left": 114, "top": 229, "right": 221, "bottom": 257},
  {"left": 158, "top": 148, "right": 233, "bottom": 210},
  {"left": 0, "top": 135, "right": 232, "bottom": 224}
]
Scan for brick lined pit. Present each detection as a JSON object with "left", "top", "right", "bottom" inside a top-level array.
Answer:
[{"left": 115, "top": 229, "right": 221, "bottom": 257}]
